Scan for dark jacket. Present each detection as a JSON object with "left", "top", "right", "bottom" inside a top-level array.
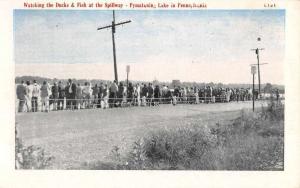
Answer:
[
  {"left": 127, "top": 85, "right": 134, "bottom": 98},
  {"left": 154, "top": 87, "right": 161, "bottom": 98},
  {"left": 141, "top": 86, "right": 148, "bottom": 97},
  {"left": 92, "top": 86, "right": 99, "bottom": 96},
  {"left": 174, "top": 88, "right": 180, "bottom": 97},
  {"left": 58, "top": 85, "right": 65, "bottom": 98},
  {"left": 148, "top": 86, "right": 154, "bottom": 97},
  {"left": 98, "top": 85, "right": 104, "bottom": 98},
  {"left": 52, "top": 85, "right": 59, "bottom": 99},
  {"left": 16, "top": 84, "right": 26, "bottom": 100},
  {"left": 66, "top": 83, "right": 76, "bottom": 99}
]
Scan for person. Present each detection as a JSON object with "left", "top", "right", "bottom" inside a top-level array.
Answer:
[
  {"left": 66, "top": 79, "right": 76, "bottom": 110},
  {"left": 102, "top": 84, "right": 109, "bottom": 109},
  {"left": 98, "top": 82, "right": 104, "bottom": 108},
  {"left": 199, "top": 88, "right": 204, "bottom": 103},
  {"left": 240, "top": 88, "right": 245, "bottom": 101},
  {"left": 65, "top": 82, "right": 71, "bottom": 109},
  {"left": 76, "top": 83, "right": 83, "bottom": 109},
  {"left": 174, "top": 86, "right": 180, "bottom": 101},
  {"left": 135, "top": 83, "right": 141, "bottom": 106},
  {"left": 40, "top": 81, "right": 49, "bottom": 112},
  {"left": 109, "top": 80, "right": 118, "bottom": 108},
  {"left": 211, "top": 87, "right": 217, "bottom": 103},
  {"left": 141, "top": 84, "right": 148, "bottom": 106},
  {"left": 123, "top": 84, "right": 127, "bottom": 106},
  {"left": 173, "top": 86, "right": 180, "bottom": 105},
  {"left": 147, "top": 83, "right": 154, "bottom": 106},
  {"left": 221, "top": 88, "right": 226, "bottom": 103},
  {"left": 166, "top": 86, "right": 172, "bottom": 104},
  {"left": 171, "top": 88, "right": 177, "bottom": 106},
  {"left": 276, "top": 89, "right": 280, "bottom": 102},
  {"left": 195, "top": 87, "right": 199, "bottom": 104},
  {"left": 117, "top": 82, "right": 125, "bottom": 107},
  {"left": 31, "top": 80, "right": 40, "bottom": 112},
  {"left": 51, "top": 82, "right": 59, "bottom": 110},
  {"left": 127, "top": 82, "right": 134, "bottom": 106},
  {"left": 183, "top": 87, "right": 187, "bottom": 103},
  {"left": 58, "top": 81, "right": 65, "bottom": 110},
  {"left": 154, "top": 85, "right": 161, "bottom": 106},
  {"left": 82, "top": 82, "right": 91, "bottom": 109},
  {"left": 24, "top": 81, "right": 32, "bottom": 112},
  {"left": 235, "top": 88, "right": 240, "bottom": 102},
  {"left": 92, "top": 84, "right": 99, "bottom": 108},
  {"left": 16, "top": 80, "right": 26, "bottom": 112},
  {"left": 207, "top": 86, "right": 213, "bottom": 103},
  {"left": 161, "top": 85, "right": 168, "bottom": 104}
]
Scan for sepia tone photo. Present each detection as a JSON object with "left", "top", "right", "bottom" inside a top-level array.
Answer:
[{"left": 14, "top": 9, "right": 285, "bottom": 170}]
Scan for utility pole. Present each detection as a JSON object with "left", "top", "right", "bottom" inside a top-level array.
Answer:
[
  {"left": 250, "top": 48, "right": 264, "bottom": 95},
  {"left": 126, "top": 65, "right": 130, "bottom": 96},
  {"left": 251, "top": 37, "right": 266, "bottom": 97},
  {"left": 251, "top": 66, "right": 256, "bottom": 111},
  {"left": 249, "top": 61, "right": 268, "bottom": 100},
  {"left": 97, "top": 10, "right": 131, "bottom": 83}
]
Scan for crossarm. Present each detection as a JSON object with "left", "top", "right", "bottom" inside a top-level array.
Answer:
[{"left": 97, "top": 20, "right": 131, "bottom": 30}]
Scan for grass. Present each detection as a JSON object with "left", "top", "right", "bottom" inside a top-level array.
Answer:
[
  {"left": 15, "top": 127, "right": 54, "bottom": 169},
  {"left": 16, "top": 102, "right": 254, "bottom": 169},
  {"left": 16, "top": 100, "right": 283, "bottom": 170},
  {"left": 83, "top": 99, "right": 284, "bottom": 170}
]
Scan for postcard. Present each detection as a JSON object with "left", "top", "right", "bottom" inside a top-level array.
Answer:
[{"left": 0, "top": 0, "right": 300, "bottom": 187}]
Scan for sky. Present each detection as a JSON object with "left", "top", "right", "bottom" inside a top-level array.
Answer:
[{"left": 14, "top": 10, "right": 285, "bottom": 84}]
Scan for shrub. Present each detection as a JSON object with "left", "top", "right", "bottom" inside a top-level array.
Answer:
[
  {"left": 83, "top": 99, "right": 284, "bottom": 170},
  {"left": 15, "top": 128, "right": 54, "bottom": 169},
  {"left": 261, "top": 97, "right": 284, "bottom": 121}
]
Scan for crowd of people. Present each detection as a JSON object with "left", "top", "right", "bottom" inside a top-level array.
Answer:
[{"left": 16, "top": 78, "right": 280, "bottom": 113}]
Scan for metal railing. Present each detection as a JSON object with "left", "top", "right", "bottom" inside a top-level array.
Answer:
[{"left": 16, "top": 95, "right": 283, "bottom": 113}]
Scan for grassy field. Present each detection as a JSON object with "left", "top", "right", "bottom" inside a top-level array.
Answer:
[{"left": 16, "top": 101, "right": 278, "bottom": 169}]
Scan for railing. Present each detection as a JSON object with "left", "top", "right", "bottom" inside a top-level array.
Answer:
[{"left": 16, "top": 95, "right": 284, "bottom": 113}]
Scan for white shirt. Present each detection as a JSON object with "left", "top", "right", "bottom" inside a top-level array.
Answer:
[{"left": 32, "top": 84, "right": 40, "bottom": 98}]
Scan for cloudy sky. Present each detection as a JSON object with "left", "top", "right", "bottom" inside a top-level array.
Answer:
[{"left": 14, "top": 10, "right": 285, "bottom": 84}]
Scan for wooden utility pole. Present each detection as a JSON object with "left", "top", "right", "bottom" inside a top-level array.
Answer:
[
  {"left": 126, "top": 65, "right": 130, "bottom": 96},
  {"left": 251, "top": 48, "right": 265, "bottom": 95},
  {"left": 97, "top": 10, "right": 131, "bottom": 83},
  {"left": 251, "top": 66, "right": 256, "bottom": 111}
]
